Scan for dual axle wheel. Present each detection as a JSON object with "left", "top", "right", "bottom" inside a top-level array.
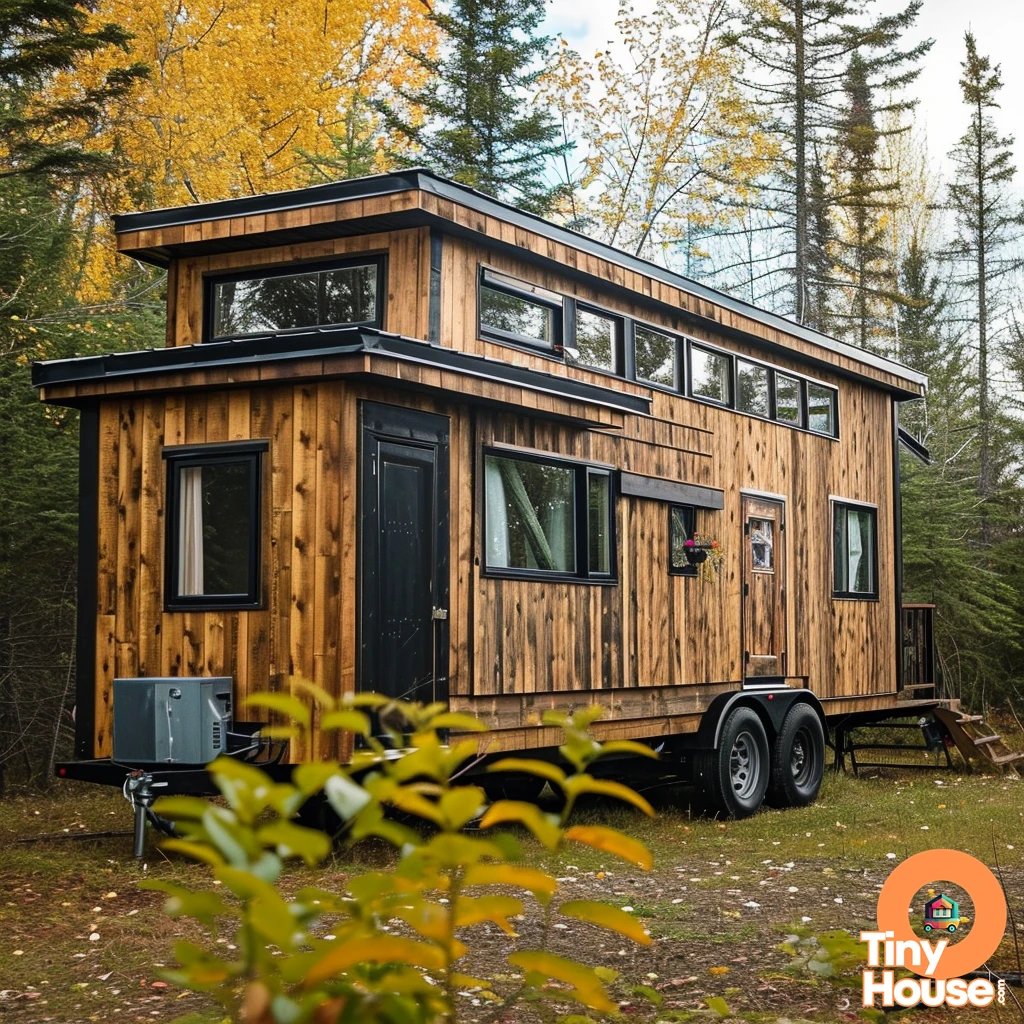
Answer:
[{"left": 697, "top": 703, "right": 825, "bottom": 819}]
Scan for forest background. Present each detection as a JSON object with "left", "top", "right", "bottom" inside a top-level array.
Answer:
[{"left": 1, "top": 0, "right": 1021, "bottom": 789}]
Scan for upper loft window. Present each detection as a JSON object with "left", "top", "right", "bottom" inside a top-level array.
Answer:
[
  {"left": 807, "top": 382, "right": 837, "bottom": 436},
  {"left": 737, "top": 359, "right": 771, "bottom": 418},
  {"left": 690, "top": 344, "right": 733, "bottom": 405},
  {"left": 164, "top": 442, "right": 266, "bottom": 609},
  {"left": 634, "top": 324, "right": 677, "bottom": 388},
  {"left": 207, "top": 258, "right": 382, "bottom": 341},
  {"left": 479, "top": 270, "right": 562, "bottom": 350},
  {"left": 569, "top": 306, "right": 620, "bottom": 374}
]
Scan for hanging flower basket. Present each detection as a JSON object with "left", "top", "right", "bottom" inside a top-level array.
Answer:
[
  {"left": 684, "top": 545, "right": 709, "bottom": 566},
  {"left": 683, "top": 535, "right": 725, "bottom": 580}
]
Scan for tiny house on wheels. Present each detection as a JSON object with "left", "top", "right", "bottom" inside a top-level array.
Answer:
[{"left": 34, "top": 169, "right": 936, "bottom": 820}]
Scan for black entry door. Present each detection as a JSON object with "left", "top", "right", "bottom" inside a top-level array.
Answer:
[{"left": 359, "top": 403, "right": 449, "bottom": 707}]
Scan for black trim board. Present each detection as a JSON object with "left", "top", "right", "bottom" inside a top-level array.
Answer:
[
  {"left": 113, "top": 168, "right": 926, "bottom": 396},
  {"left": 620, "top": 472, "right": 725, "bottom": 510},
  {"left": 75, "top": 405, "right": 99, "bottom": 759},
  {"left": 33, "top": 327, "right": 651, "bottom": 417},
  {"left": 897, "top": 426, "right": 931, "bottom": 464}
]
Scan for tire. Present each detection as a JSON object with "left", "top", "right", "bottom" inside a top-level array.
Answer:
[
  {"left": 924, "top": 924, "right": 933, "bottom": 933},
  {"left": 766, "top": 703, "right": 825, "bottom": 809},
  {"left": 696, "top": 706, "right": 770, "bottom": 819},
  {"left": 948, "top": 925, "right": 956, "bottom": 933}
]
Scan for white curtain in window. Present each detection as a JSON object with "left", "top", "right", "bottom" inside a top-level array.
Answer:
[
  {"left": 485, "top": 459, "right": 510, "bottom": 567},
  {"left": 179, "top": 467, "right": 204, "bottom": 594},
  {"left": 847, "top": 512, "right": 863, "bottom": 590}
]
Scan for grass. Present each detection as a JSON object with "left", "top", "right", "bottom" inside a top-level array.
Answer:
[{"left": 1, "top": 767, "right": 1022, "bottom": 1022}]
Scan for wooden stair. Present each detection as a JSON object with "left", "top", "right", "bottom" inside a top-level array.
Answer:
[{"left": 932, "top": 706, "right": 1024, "bottom": 771}]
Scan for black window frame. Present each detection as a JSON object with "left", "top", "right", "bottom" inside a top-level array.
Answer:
[
  {"left": 478, "top": 268, "right": 564, "bottom": 353},
  {"left": 736, "top": 357, "right": 773, "bottom": 419},
  {"left": 806, "top": 380, "right": 839, "bottom": 438},
  {"left": 688, "top": 342, "right": 734, "bottom": 407},
  {"left": 632, "top": 321, "right": 682, "bottom": 391},
  {"left": 773, "top": 369, "right": 804, "bottom": 426},
  {"left": 203, "top": 255, "right": 386, "bottom": 343},
  {"left": 668, "top": 503, "right": 698, "bottom": 578},
  {"left": 831, "top": 498, "right": 879, "bottom": 600},
  {"left": 568, "top": 301, "right": 624, "bottom": 376},
  {"left": 164, "top": 441, "right": 267, "bottom": 610},
  {"left": 481, "top": 448, "right": 616, "bottom": 584}
]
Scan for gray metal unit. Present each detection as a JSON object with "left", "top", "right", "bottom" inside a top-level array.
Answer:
[{"left": 112, "top": 677, "right": 232, "bottom": 764}]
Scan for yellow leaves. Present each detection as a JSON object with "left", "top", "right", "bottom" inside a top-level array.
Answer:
[
  {"left": 304, "top": 936, "right": 446, "bottom": 985},
  {"left": 509, "top": 950, "right": 618, "bottom": 1014},
  {"left": 559, "top": 900, "right": 652, "bottom": 945},
  {"left": 708, "top": 964, "right": 731, "bottom": 976},
  {"left": 564, "top": 825, "right": 654, "bottom": 870}
]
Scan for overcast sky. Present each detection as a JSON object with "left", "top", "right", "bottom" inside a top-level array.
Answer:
[{"left": 544, "top": 0, "right": 1024, "bottom": 187}]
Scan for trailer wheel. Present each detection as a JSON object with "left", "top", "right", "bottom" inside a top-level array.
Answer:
[
  {"left": 766, "top": 703, "right": 825, "bottom": 808},
  {"left": 698, "top": 706, "right": 770, "bottom": 818}
]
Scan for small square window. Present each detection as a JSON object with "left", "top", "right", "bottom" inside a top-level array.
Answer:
[
  {"left": 635, "top": 325, "right": 677, "bottom": 388},
  {"left": 737, "top": 360, "right": 771, "bottom": 417},
  {"left": 483, "top": 452, "right": 614, "bottom": 581},
  {"left": 669, "top": 504, "right": 698, "bottom": 576},
  {"left": 833, "top": 501, "right": 877, "bottom": 598},
  {"left": 690, "top": 345, "right": 733, "bottom": 405},
  {"left": 165, "top": 444, "right": 265, "bottom": 608},
  {"left": 570, "top": 307, "right": 618, "bottom": 373},
  {"left": 775, "top": 372, "right": 802, "bottom": 425},
  {"left": 807, "top": 382, "right": 837, "bottom": 436}
]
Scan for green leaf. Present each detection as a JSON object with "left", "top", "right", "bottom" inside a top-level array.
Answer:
[
  {"left": 292, "top": 761, "right": 342, "bottom": 797},
  {"left": 150, "top": 795, "right": 212, "bottom": 820},
  {"left": 320, "top": 709, "right": 371, "bottom": 735},
  {"left": 158, "top": 838, "right": 225, "bottom": 867},
  {"left": 479, "top": 800, "right": 562, "bottom": 849},
  {"left": 303, "top": 936, "right": 446, "bottom": 984},
  {"left": 509, "top": 950, "right": 617, "bottom": 1014},
  {"left": 245, "top": 692, "right": 311, "bottom": 728},
  {"left": 564, "top": 825, "right": 653, "bottom": 870},
  {"left": 256, "top": 821, "right": 330, "bottom": 865},
  {"left": 428, "top": 712, "right": 487, "bottom": 732},
  {"left": 594, "top": 739, "right": 659, "bottom": 760},
  {"left": 563, "top": 775, "right": 655, "bottom": 816},
  {"left": 559, "top": 900, "right": 651, "bottom": 945},
  {"left": 438, "top": 786, "right": 485, "bottom": 829},
  {"left": 454, "top": 894, "right": 524, "bottom": 933},
  {"left": 706, "top": 995, "right": 731, "bottom": 1017}
]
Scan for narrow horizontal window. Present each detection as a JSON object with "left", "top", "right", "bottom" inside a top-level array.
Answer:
[
  {"left": 774, "top": 372, "right": 802, "bottom": 425},
  {"left": 832, "top": 501, "right": 877, "bottom": 598},
  {"left": 479, "top": 270, "right": 562, "bottom": 350},
  {"left": 165, "top": 444, "right": 265, "bottom": 609},
  {"left": 483, "top": 452, "right": 615, "bottom": 581},
  {"left": 569, "top": 306, "right": 619, "bottom": 373},
  {"left": 669, "top": 504, "right": 697, "bottom": 577},
  {"left": 634, "top": 325, "right": 677, "bottom": 388},
  {"left": 690, "top": 345, "right": 733, "bottom": 405},
  {"left": 737, "top": 359, "right": 771, "bottom": 417},
  {"left": 209, "top": 260, "right": 380, "bottom": 340},
  {"left": 807, "top": 382, "right": 837, "bottom": 436}
]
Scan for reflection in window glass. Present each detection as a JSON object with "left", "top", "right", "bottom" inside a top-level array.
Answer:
[
  {"left": 737, "top": 360, "right": 771, "bottom": 417},
  {"left": 484, "top": 456, "right": 575, "bottom": 572},
  {"left": 669, "top": 504, "right": 697, "bottom": 574},
  {"left": 807, "top": 383, "right": 836, "bottom": 435},
  {"left": 635, "top": 326, "right": 676, "bottom": 387},
  {"left": 775, "top": 372, "right": 802, "bottom": 424},
  {"left": 588, "top": 473, "right": 612, "bottom": 574},
  {"left": 690, "top": 345, "right": 732, "bottom": 404},
  {"left": 571, "top": 308, "right": 617, "bottom": 372},
  {"left": 175, "top": 460, "right": 255, "bottom": 598},
  {"left": 749, "top": 517, "right": 774, "bottom": 571},
  {"left": 212, "top": 264, "right": 377, "bottom": 339},
  {"left": 833, "top": 503, "right": 876, "bottom": 596},
  {"left": 480, "top": 285, "right": 557, "bottom": 347}
]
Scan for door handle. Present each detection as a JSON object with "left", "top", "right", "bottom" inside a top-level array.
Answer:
[{"left": 432, "top": 607, "right": 448, "bottom": 621}]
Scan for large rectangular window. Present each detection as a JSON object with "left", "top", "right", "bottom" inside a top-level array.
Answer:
[
  {"left": 209, "top": 260, "right": 381, "bottom": 340},
  {"left": 833, "top": 501, "right": 877, "bottom": 598},
  {"left": 807, "top": 382, "right": 838, "bottom": 436},
  {"left": 483, "top": 452, "right": 614, "bottom": 580},
  {"left": 774, "top": 372, "right": 802, "bottom": 425},
  {"left": 634, "top": 325, "right": 677, "bottom": 388},
  {"left": 690, "top": 345, "right": 733, "bottom": 405},
  {"left": 165, "top": 443, "right": 266, "bottom": 608},
  {"left": 570, "top": 306, "right": 619, "bottom": 373},
  {"left": 479, "top": 270, "right": 562, "bottom": 350},
  {"left": 737, "top": 359, "right": 771, "bottom": 418}
]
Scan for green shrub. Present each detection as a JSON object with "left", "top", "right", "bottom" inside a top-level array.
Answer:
[{"left": 145, "top": 683, "right": 657, "bottom": 1023}]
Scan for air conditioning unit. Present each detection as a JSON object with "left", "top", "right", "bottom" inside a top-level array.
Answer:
[{"left": 112, "top": 677, "right": 232, "bottom": 765}]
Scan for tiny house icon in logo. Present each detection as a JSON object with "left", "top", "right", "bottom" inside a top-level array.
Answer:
[{"left": 923, "top": 893, "right": 960, "bottom": 934}]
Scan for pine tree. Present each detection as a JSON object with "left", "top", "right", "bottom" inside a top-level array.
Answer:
[
  {"left": 728, "top": 0, "right": 931, "bottom": 330},
  {"left": 946, "top": 32, "right": 1024, "bottom": 505},
  {"left": 0, "top": 0, "right": 147, "bottom": 179},
  {"left": 381, "top": 0, "right": 569, "bottom": 214}
]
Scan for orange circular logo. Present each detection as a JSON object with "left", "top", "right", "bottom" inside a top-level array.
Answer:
[{"left": 876, "top": 849, "right": 1007, "bottom": 979}]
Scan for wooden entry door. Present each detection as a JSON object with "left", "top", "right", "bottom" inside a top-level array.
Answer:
[
  {"left": 741, "top": 495, "right": 786, "bottom": 680},
  {"left": 359, "top": 403, "right": 449, "bottom": 707}
]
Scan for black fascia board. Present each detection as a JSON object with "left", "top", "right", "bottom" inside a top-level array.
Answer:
[
  {"left": 112, "top": 167, "right": 926, "bottom": 395},
  {"left": 897, "top": 426, "right": 932, "bottom": 465},
  {"left": 32, "top": 326, "right": 651, "bottom": 416}
]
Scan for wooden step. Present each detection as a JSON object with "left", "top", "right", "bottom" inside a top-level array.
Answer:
[
  {"left": 957, "top": 715, "right": 984, "bottom": 723},
  {"left": 974, "top": 735, "right": 1001, "bottom": 746},
  {"left": 991, "top": 752, "right": 1024, "bottom": 765}
]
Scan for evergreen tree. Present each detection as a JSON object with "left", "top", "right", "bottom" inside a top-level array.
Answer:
[
  {"left": 728, "top": 0, "right": 930, "bottom": 330},
  {"left": 0, "top": 0, "right": 146, "bottom": 180},
  {"left": 946, "top": 32, "right": 1024, "bottom": 505},
  {"left": 381, "top": 0, "right": 569, "bottom": 213}
]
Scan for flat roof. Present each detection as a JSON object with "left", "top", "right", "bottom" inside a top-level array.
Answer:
[{"left": 112, "top": 167, "right": 927, "bottom": 394}]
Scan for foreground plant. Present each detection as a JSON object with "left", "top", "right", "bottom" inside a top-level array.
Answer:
[{"left": 145, "top": 684, "right": 657, "bottom": 1023}]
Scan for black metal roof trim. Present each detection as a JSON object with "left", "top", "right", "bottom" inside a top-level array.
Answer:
[
  {"left": 32, "top": 327, "right": 651, "bottom": 417},
  {"left": 111, "top": 167, "right": 926, "bottom": 393},
  {"left": 897, "top": 427, "right": 932, "bottom": 465}
]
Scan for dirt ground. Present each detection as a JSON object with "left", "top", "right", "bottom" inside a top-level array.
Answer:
[{"left": 1, "top": 770, "right": 1023, "bottom": 1023}]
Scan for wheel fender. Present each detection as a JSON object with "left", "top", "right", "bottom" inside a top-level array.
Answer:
[{"left": 694, "top": 690, "right": 825, "bottom": 751}]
